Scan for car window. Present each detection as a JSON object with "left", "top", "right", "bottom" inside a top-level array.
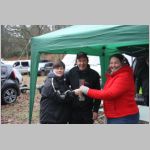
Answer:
[
  {"left": 21, "top": 62, "right": 29, "bottom": 67},
  {"left": 45, "top": 62, "right": 53, "bottom": 67},
  {"left": 13, "top": 62, "right": 20, "bottom": 67}
]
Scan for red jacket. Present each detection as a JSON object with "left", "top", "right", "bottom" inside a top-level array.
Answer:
[{"left": 87, "top": 65, "right": 139, "bottom": 118}]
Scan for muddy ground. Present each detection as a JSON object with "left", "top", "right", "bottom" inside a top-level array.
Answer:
[{"left": 1, "top": 75, "right": 105, "bottom": 124}]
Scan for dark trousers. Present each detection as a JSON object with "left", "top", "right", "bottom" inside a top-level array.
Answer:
[
  {"left": 107, "top": 113, "right": 139, "bottom": 124},
  {"left": 144, "top": 95, "right": 149, "bottom": 106},
  {"left": 40, "top": 121, "right": 68, "bottom": 124},
  {"left": 69, "top": 110, "right": 93, "bottom": 124}
]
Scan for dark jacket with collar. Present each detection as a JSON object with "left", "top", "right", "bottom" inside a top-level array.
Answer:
[
  {"left": 40, "top": 72, "right": 75, "bottom": 124},
  {"left": 66, "top": 66, "right": 101, "bottom": 113}
]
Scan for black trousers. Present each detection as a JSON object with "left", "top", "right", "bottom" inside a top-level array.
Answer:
[
  {"left": 69, "top": 110, "right": 93, "bottom": 124},
  {"left": 40, "top": 121, "right": 68, "bottom": 124},
  {"left": 144, "top": 95, "right": 149, "bottom": 106}
]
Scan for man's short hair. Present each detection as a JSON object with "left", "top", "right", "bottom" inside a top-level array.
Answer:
[{"left": 76, "top": 52, "right": 89, "bottom": 61}]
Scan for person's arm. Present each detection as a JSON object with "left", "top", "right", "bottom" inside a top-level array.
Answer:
[
  {"left": 41, "top": 78, "right": 73, "bottom": 104},
  {"left": 92, "top": 74, "right": 101, "bottom": 113},
  {"left": 91, "top": 74, "right": 101, "bottom": 120},
  {"left": 41, "top": 78, "right": 53, "bottom": 98},
  {"left": 80, "top": 73, "right": 132, "bottom": 100}
]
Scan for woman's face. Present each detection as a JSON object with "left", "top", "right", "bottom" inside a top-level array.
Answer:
[
  {"left": 109, "top": 57, "right": 122, "bottom": 73},
  {"left": 53, "top": 67, "right": 64, "bottom": 77}
]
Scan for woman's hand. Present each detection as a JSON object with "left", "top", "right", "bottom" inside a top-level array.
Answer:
[
  {"left": 74, "top": 88, "right": 85, "bottom": 101},
  {"left": 74, "top": 89, "right": 82, "bottom": 96}
]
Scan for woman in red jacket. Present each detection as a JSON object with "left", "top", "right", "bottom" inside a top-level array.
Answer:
[{"left": 74, "top": 54, "right": 139, "bottom": 124}]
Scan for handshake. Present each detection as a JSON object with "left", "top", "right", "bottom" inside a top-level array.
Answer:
[
  {"left": 55, "top": 90, "right": 75, "bottom": 100},
  {"left": 73, "top": 85, "right": 89, "bottom": 101},
  {"left": 56, "top": 85, "right": 89, "bottom": 101}
]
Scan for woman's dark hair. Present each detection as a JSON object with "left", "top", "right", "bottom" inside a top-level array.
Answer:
[
  {"left": 53, "top": 60, "right": 65, "bottom": 69},
  {"left": 109, "top": 53, "right": 130, "bottom": 66}
]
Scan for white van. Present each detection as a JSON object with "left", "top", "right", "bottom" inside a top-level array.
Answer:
[
  {"left": 3, "top": 60, "right": 30, "bottom": 74},
  {"left": 12, "top": 60, "right": 30, "bottom": 74}
]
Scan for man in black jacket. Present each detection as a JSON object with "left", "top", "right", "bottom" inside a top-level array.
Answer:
[
  {"left": 66, "top": 52, "right": 101, "bottom": 124},
  {"left": 134, "top": 56, "right": 149, "bottom": 106}
]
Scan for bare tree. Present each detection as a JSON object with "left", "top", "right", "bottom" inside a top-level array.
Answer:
[{"left": 1, "top": 25, "right": 71, "bottom": 59}]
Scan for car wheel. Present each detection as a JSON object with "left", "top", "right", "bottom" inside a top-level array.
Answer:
[{"left": 1, "top": 87, "right": 18, "bottom": 104}]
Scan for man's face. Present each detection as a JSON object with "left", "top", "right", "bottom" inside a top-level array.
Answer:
[{"left": 76, "top": 57, "right": 88, "bottom": 71}]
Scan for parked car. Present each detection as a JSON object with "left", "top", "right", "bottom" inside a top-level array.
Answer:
[
  {"left": 12, "top": 68, "right": 23, "bottom": 85},
  {"left": 28, "top": 61, "right": 53, "bottom": 76},
  {"left": 12, "top": 60, "right": 30, "bottom": 74},
  {"left": 38, "top": 62, "right": 53, "bottom": 76},
  {"left": 1, "top": 61, "right": 23, "bottom": 85},
  {"left": 1, "top": 64, "right": 21, "bottom": 104},
  {"left": 2, "top": 60, "right": 30, "bottom": 75}
]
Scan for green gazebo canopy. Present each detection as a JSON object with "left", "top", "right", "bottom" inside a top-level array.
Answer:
[{"left": 29, "top": 25, "right": 149, "bottom": 123}]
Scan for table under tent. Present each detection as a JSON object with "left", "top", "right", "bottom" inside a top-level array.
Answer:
[{"left": 29, "top": 25, "right": 149, "bottom": 123}]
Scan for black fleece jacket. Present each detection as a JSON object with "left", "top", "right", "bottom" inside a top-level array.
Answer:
[
  {"left": 40, "top": 72, "right": 75, "bottom": 124},
  {"left": 66, "top": 66, "right": 101, "bottom": 112}
]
